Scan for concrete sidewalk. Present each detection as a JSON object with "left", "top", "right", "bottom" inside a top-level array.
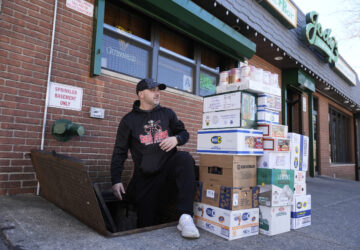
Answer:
[{"left": 1, "top": 176, "right": 360, "bottom": 250}]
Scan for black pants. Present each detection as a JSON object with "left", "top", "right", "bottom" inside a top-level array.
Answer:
[{"left": 130, "top": 151, "right": 195, "bottom": 228}]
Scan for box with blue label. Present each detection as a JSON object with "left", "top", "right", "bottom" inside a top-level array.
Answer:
[
  {"left": 195, "top": 181, "right": 259, "bottom": 210},
  {"left": 257, "top": 94, "right": 281, "bottom": 111},
  {"left": 194, "top": 202, "right": 259, "bottom": 240},
  {"left": 257, "top": 109, "right": 280, "bottom": 124},
  {"left": 197, "top": 128, "right": 263, "bottom": 155},
  {"left": 203, "top": 91, "right": 241, "bottom": 113},
  {"left": 288, "top": 133, "right": 309, "bottom": 171},
  {"left": 291, "top": 195, "right": 311, "bottom": 229},
  {"left": 257, "top": 168, "right": 294, "bottom": 206}
]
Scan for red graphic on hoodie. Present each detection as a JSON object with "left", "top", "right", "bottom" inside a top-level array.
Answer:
[{"left": 139, "top": 120, "right": 168, "bottom": 145}]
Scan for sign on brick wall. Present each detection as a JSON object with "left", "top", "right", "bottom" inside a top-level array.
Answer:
[
  {"left": 66, "top": 0, "right": 94, "bottom": 17},
  {"left": 48, "top": 82, "right": 83, "bottom": 111}
]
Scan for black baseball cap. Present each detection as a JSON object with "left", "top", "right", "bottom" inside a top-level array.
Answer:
[{"left": 136, "top": 78, "right": 166, "bottom": 94}]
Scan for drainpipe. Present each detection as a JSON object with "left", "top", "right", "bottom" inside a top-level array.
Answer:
[{"left": 37, "top": 0, "right": 58, "bottom": 195}]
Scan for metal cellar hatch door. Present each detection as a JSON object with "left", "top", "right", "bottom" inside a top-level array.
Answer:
[{"left": 30, "top": 150, "right": 176, "bottom": 237}]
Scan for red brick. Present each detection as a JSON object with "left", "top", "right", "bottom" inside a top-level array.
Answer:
[
  {"left": 8, "top": 187, "right": 36, "bottom": 195},
  {"left": 23, "top": 180, "right": 38, "bottom": 187},
  {"left": 0, "top": 174, "right": 9, "bottom": 181},
  {"left": 10, "top": 173, "right": 35, "bottom": 180},
  {"left": 0, "top": 181, "right": 21, "bottom": 188}
]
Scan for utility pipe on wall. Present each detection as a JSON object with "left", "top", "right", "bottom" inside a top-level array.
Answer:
[{"left": 37, "top": 0, "right": 58, "bottom": 195}]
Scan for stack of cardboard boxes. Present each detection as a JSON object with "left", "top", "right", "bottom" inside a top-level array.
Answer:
[
  {"left": 194, "top": 91, "right": 263, "bottom": 240},
  {"left": 194, "top": 64, "right": 311, "bottom": 239},
  {"left": 288, "top": 133, "right": 312, "bottom": 230}
]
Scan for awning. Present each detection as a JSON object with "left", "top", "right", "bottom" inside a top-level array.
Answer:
[
  {"left": 121, "top": 0, "right": 256, "bottom": 61},
  {"left": 283, "top": 69, "right": 315, "bottom": 92}
]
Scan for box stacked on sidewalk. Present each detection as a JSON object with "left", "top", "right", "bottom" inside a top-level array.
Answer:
[
  {"left": 194, "top": 86, "right": 264, "bottom": 240},
  {"left": 288, "top": 133, "right": 311, "bottom": 229}
]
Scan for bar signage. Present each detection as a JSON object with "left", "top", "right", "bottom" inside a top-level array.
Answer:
[
  {"left": 259, "top": 0, "right": 297, "bottom": 29},
  {"left": 333, "top": 57, "right": 357, "bottom": 86},
  {"left": 302, "top": 12, "right": 338, "bottom": 65}
]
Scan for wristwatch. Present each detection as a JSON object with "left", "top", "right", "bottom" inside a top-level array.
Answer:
[{"left": 175, "top": 135, "right": 181, "bottom": 145}]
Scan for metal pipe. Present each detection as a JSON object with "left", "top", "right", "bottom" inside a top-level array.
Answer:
[{"left": 37, "top": 0, "right": 58, "bottom": 195}]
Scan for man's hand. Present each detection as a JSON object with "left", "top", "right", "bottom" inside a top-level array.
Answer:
[
  {"left": 159, "top": 136, "right": 178, "bottom": 152},
  {"left": 112, "top": 183, "right": 125, "bottom": 200}
]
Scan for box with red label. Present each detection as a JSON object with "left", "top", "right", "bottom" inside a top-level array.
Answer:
[
  {"left": 194, "top": 202, "right": 259, "bottom": 240},
  {"left": 257, "top": 123, "right": 288, "bottom": 138},
  {"left": 259, "top": 205, "right": 291, "bottom": 236},
  {"left": 263, "top": 138, "right": 290, "bottom": 152}
]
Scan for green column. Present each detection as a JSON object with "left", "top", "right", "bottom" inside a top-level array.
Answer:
[
  {"left": 281, "top": 78, "right": 287, "bottom": 125},
  {"left": 90, "top": 0, "right": 105, "bottom": 77}
]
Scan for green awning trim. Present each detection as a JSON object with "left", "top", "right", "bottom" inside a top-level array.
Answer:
[
  {"left": 121, "top": 0, "right": 256, "bottom": 61},
  {"left": 283, "top": 69, "right": 315, "bottom": 93},
  {"left": 90, "top": 0, "right": 105, "bottom": 76}
]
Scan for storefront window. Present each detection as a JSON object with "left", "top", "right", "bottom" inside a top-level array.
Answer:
[
  {"left": 199, "top": 70, "right": 217, "bottom": 96},
  {"left": 157, "top": 53, "right": 193, "bottom": 92},
  {"left": 102, "top": 29, "right": 150, "bottom": 79},
  {"left": 329, "top": 106, "right": 351, "bottom": 163},
  {"left": 101, "top": 1, "right": 235, "bottom": 96}
]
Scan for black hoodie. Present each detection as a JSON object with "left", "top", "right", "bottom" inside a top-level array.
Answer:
[{"left": 110, "top": 100, "right": 189, "bottom": 185}]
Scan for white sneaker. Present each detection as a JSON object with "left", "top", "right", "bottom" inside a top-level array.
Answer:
[{"left": 177, "top": 214, "right": 200, "bottom": 239}]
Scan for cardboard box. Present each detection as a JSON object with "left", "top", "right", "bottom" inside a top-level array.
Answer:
[
  {"left": 197, "top": 128, "right": 263, "bottom": 155},
  {"left": 294, "top": 171, "right": 306, "bottom": 184},
  {"left": 238, "top": 78, "right": 281, "bottom": 96},
  {"left": 202, "top": 110, "right": 241, "bottom": 129},
  {"left": 294, "top": 182, "right": 306, "bottom": 196},
  {"left": 194, "top": 202, "right": 259, "bottom": 240},
  {"left": 263, "top": 138, "right": 290, "bottom": 152},
  {"left": 259, "top": 205, "right": 291, "bottom": 236},
  {"left": 257, "top": 123, "right": 288, "bottom": 138},
  {"left": 203, "top": 91, "right": 241, "bottom": 113},
  {"left": 257, "top": 94, "right": 281, "bottom": 111},
  {"left": 288, "top": 133, "right": 309, "bottom": 171},
  {"left": 257, "top": 151, "right": 291, "bottom": 170},
  {"left": 257, "top": 109, "right": 280, "bottom": 124},
  {"left": 257, "top": 168, "right": 294, "bottom": 206},
  {"left": 199, "top": 154, "right": 257, "bottom": 187},
  {"left": 291, "top": 195, "right": 311, "bottom": 229},
  {"left": 195, "top": 181, "right": 259, "bottom": 210}
]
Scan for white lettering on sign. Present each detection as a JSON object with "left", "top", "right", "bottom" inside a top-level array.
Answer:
[
  {"left": 66, "top": 0, "right": 94, "bottom": 17},
  {"left": 266, "top": 0, "right": 297, "bottom": 28},
  {"left": 48, "top": 82, "right": 83, "bottom": 111}
]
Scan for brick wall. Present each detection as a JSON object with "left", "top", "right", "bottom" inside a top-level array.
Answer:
[
  {"left": 0, "top": 0, "right": 203, "bottom": 195},
  {"left": 314, "top": 91, "right": 356, "bottom": 180}
]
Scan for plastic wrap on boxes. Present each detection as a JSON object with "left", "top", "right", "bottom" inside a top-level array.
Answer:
[{"left": 257, "top": 168, "right": 294, "bottom": 206}]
